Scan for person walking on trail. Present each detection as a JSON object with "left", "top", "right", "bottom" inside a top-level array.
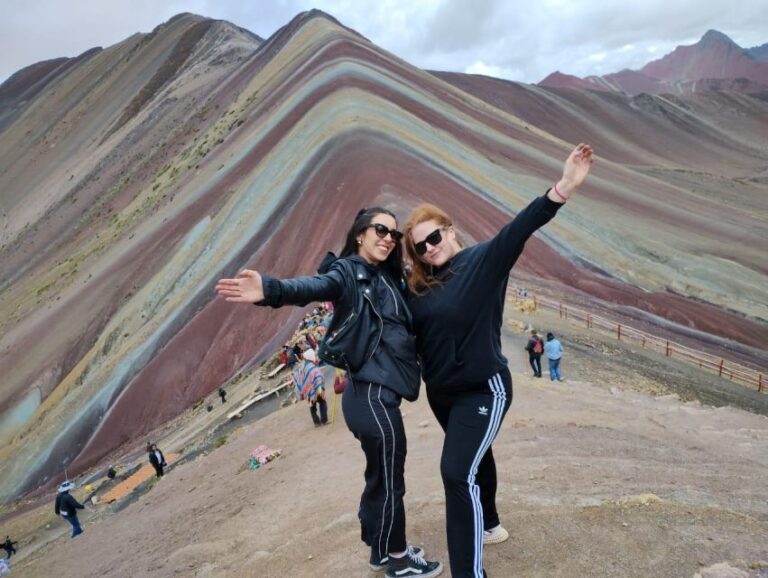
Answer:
[
  {"left": 54, "top": 481, "right": 85, "bottom": 538},
  {"left": 216, "top": 207, "right": 443, "bottom": 578},
  {"left": 403, "top": 143, "right": 594, "bottom": 578},
  {"left": 147, "top": 443, "right": 167, "bottom": 478},
  {"left": 1, "top": 537, "right": 17, "bottom": 559},
  {"left": 525, "top": 329, "right": 544, "bottom": 378},
  {"left": 544, "top": 332, "right": 565, "bottom": 381},
  {"left": 291, "top": 348, "right": 329, "bottom": 426},
  {"left": 218, "top": 387, "right": 227, "bottom": 404}
]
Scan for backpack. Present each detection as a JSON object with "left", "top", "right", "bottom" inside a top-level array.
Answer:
[{"left": 533, "top": 338, "right": 543, "bottom": 354}]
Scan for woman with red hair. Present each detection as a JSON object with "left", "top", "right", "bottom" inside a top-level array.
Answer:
[{"left": 403, "top": 144, "right": 594, "bottom": 578}]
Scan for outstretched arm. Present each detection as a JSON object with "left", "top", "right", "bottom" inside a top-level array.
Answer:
[{"left": 216, "top": 268, "right": 344, "bottom": 308}]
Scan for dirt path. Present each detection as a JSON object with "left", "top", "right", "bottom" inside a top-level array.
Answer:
[
  {"left": 5, "top": 302, "right": 768, "bottom": 578},
  {"left": 6, "top": 329, "right": 767, "bottom": 577}
]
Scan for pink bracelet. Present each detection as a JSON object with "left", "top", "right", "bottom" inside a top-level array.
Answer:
[{"left": 552, "top": 182, "right": 569, "bottom": 202}]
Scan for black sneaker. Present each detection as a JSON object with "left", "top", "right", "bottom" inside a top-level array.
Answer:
[
  {"left": 369, "top": 546, "right": 424, "bottom": 571},
  {"left": 385, "top": 548, "right": 443, "bottom": 578}
]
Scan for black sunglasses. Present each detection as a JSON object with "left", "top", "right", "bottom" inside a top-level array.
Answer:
[
  {"left": 365, "top": 223, "right": 403, "bottom": 242},
  {"left": 413, "top": 228, "right": 443, "bottom": 256}
]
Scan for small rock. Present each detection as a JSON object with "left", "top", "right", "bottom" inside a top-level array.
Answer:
[
  {"left": 621, "top": 522, "right": 628, "bottom": 527},
  {"left": 307, "top": 555, "right": 313, "bottom": 560},
  {"left": 418, "top": 421, "right": 430, "bottom": 428}
]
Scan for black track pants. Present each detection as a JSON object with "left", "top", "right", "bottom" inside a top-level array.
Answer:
[
  {"left": 342, "top": 381, "right": 408, "bottom": 560},
  {"left": 427, "top": 368, "right": 513, "bottom": 578}
]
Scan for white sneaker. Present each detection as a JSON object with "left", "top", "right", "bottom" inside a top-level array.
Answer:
[{"left": 483, "top": 525, "right": 509, "bottom": 545}]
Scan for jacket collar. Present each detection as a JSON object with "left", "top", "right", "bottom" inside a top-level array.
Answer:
[
  {"left": 347, "top": 255, "right": 378, "bottom": 282},
  {"left": 321, "top": 252, "right": 377, "bottom": 282}
]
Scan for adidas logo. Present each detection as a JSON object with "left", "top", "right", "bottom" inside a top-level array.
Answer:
[{"left": 478, "top": 406, "right": 488, "bottom": 416}]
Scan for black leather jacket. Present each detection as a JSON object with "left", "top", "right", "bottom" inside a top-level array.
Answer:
[{"left": 259, "top": 255, "right": 419, "bottom": 398}]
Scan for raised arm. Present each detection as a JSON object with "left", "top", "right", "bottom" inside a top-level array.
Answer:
[{"left": 483, "top": 143, "right": 594, "bottom": 277}]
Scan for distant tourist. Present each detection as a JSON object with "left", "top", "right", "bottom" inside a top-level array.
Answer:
[
  {"left": 525, "top": 329, "right": 544, "bottom": 378},
  {"left": 403, "top": 143, "right": 593, "bottom": 577},
  {"left": 291, "top": 349, "right": 328, "bottom": 426},
  {"left": 1, "top": 537, "right": 17, "bottom": 559},
  {"left": 216, "top": 206, "right": 443, "bottom": 577},
  {"left": 279, "top": 344, "right": 298, "bottom": 368},
  {"left": 54, "top": 481, "right": 85, "bottom": 538},
  {"left": 544, "top": 332, "right": 565, "bottom": 381},
  {"left": 107, "top": 466, "right": 117, "bottom": 479},
  {"left": 147, "top": 443, "right": 167, "bottom": 478},
  {"left": 218, "top": 387, "right": 227, "bottom": 404}
]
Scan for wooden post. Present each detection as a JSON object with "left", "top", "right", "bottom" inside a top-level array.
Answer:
[
  {"left": 617, "top": 324, "right": 622, "bottom": 340},
  {"left": 665, "top": 340, "right": 670, "bottom": 357},
  {"left": 533, "top": 295, "right": 537, "bottom": 310},
  {"left": 759, "top": 374, "right": 764, "bottom": 393},
  {"left": 718, "top": 359, "right": 724, "bottom": 377},
  {"left": 559, "top": 304, "right": 563, "bottom": 318}
]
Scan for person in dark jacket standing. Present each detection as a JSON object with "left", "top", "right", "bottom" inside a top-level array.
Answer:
[
  {"left": 216, "top": 207, "right": 442, "bottom": 578},
  {"left": 403, "top": 143, "right": 594, "bottom": 578},
  {"left": 1, "top": 536, "right": 17, "bottom": 559},
  {"left": 524, "top": 329, "right": 544, "bottom": 378},
  {"left": 54, "top": 481, "right": 85, "bottom": 537},
  {"left": 147, "top": 443, "right": 166, "bottom": 478}
]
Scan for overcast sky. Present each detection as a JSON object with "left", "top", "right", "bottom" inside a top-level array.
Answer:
[{"left": 2, "top": 0, "right": 767, "bottom": 84}]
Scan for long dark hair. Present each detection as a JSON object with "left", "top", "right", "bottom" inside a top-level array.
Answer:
[{"left": 340, "top": 207, "right": 404, "bottom": 282}]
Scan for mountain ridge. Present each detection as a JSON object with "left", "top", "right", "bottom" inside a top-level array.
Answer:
[{"left": 0, "top": 11, "right": 766, "bottom": 503}]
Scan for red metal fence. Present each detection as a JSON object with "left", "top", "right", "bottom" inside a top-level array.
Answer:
[{"left": 522, "top": 294, "right": 765, "bottom": 393}]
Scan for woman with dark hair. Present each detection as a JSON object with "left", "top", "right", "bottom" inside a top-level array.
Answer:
[
  {"left": 215, "top": 207, "right": 442, "bottom": 578},
  {"left": 402, "top": 143, "right": 594, "bottom": 578}
]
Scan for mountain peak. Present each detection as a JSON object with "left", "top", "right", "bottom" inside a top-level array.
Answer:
[{"left": 700, "top": 29, "right": 737, "bottom": 47}]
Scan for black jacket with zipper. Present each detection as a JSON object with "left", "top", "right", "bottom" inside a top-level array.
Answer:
[{"left": 259, "top": 254, "right": 420, "bottom": 401}]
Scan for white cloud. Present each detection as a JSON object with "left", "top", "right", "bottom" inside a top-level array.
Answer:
[{"left": 464, "top": 60, "right": 522, "bottom": 80}]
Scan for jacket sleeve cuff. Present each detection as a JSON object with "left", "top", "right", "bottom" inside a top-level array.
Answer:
[
  {"left": 542, "top": 189, "right": 564, "bottom": 215},
  {"left": 255, "top": 274, "right": 283, "bottom": 308}
]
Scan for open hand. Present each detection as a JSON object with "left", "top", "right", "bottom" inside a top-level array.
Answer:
[
  {"left": 556, "top": 143, "right": 594, "bottom": 199},
  {"left": 215, "top": 269, "right": 265, "bottom": 303}
]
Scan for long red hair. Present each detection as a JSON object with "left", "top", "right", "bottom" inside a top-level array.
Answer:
[{"left": 403, "top": 203, "right": 458, "bottom": 295}]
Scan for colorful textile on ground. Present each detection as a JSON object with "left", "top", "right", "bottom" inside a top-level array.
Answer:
[
  {"left": 249, "top": 445, "right": 281, "bottom": 470},
  {"left": 291, "top": 360, "right": 325, "bottom": 401}
]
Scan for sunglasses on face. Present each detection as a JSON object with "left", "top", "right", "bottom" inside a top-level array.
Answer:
[
  {"left": 366, "top": 223, "right": 404, "bottom": 242},
  {"left": 413, "top": 228, "right": 443, "bottom": 256}
]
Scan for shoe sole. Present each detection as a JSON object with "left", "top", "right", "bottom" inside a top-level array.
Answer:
[
  {"left": 483, "top": 528, "right": 509, "bottom": 545},
  {"left": 385, "top": 562, "right": 443, "bottom": 578}
]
